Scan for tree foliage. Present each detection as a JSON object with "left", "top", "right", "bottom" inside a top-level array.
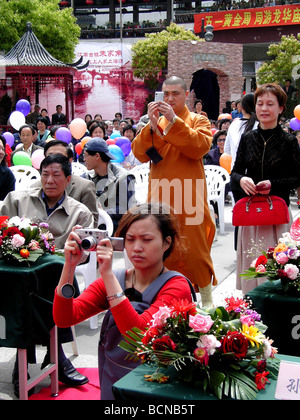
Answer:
[
  {"left": 257, "top": 34, "right": 300, "bottom": 85},
  {"left": 0, "top": 0, "right": 80, "bottom": 63},
  {"left": 131, "top": 23, "right": 202, "bottom": 90}
]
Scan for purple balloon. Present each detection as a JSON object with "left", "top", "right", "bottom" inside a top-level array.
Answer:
[
  {"left": 56, "top": 127, "right": 72, "bottom": 144},
  {"left": 289, "top": 117, "right": 300, "bottom": 131},
  {"left": 116, "top": 137, "right": 131, "bottom": 157},
  {"left": 2, "top": 131, "right": 15, "bottom": 148},
  {"left": 16, "top": 99, "right": 31, "bottom": 117}
]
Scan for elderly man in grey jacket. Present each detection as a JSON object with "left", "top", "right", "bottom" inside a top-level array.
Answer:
[
  {"left": 1, "top": 154, "right": 93, "bottom": 249},
  {"left": 0, "top": 154, "right": 93, "bottom": 397}
]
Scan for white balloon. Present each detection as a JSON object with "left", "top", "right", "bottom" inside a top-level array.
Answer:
[{"left": 9, "top": 111, "right": 26, "bottom": 131}]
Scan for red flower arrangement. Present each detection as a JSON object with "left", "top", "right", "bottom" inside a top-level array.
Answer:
[
  {"left": 120, "top": 297, "right": 279, "bottom": 400},
  {"left": 242, "top": 218, "right": 300, "bottom": 294},
  {"left": 0, "top": 216, "right": 56, "bottom": 265}
]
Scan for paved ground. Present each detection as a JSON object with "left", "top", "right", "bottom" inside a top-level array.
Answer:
[{"left": 1, "top": 194, "right": 299, "bottom": 400}]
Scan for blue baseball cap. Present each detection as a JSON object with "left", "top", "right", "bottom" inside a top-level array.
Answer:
[{"left": 84, "top": 137, "right": 116, "bottom": 160}]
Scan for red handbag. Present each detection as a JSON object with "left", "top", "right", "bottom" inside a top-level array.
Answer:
[{"left": 232, "top": 195, "right": 289, "bottom": 226}]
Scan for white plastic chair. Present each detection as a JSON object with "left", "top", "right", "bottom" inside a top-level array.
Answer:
[
  {"left": 129, "top": 163, "right": 149, "bottom": 204},
  {"left": 9, "top": 165, "right": 41, "bottom": 191},
  {"left": 75, "top": 208, "right": 114, "bottom": 329},
  {"left": 204, "top": 165, "right": 230, "bottom": 234},
  {"left": 72, "top": 162, "right": 88, "bottom": 176}
]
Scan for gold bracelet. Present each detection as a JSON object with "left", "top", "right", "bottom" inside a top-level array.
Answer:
[{"left": 106, "top": 291, "right": 125, "bottom": 301}]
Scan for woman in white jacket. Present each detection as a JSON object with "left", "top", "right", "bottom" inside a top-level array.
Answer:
[{"left": 224, "top": 93, "right": 258, "bottom": 171}]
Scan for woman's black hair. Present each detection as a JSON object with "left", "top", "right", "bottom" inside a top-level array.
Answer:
[{"left": 0, "top": 135, "right": 7, "bottom": 166}]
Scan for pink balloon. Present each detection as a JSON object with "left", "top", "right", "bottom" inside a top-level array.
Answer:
[
  {"left": 69, "top": 118, "right": 87, "bottom": 140},
  {"left": 31, "top": 149, "right": 45, "bottom": 169},
  {"left": 106, "top": 138, "right": 116, "bottom": 145}
]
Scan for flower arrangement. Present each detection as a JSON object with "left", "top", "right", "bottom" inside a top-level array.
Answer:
[
  {"left": 119, "top": 296, "right": 279, "bottom": 400},
  {"left": 0, "top": 215, "right": 56, "bottom": 265},
  {"left": 242, "top": 218, "right": 300, "bottom": 294}
]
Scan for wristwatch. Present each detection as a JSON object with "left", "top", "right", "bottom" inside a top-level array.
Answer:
[{"left": 172, "top": 116, "right": 177, "bottom": 124}]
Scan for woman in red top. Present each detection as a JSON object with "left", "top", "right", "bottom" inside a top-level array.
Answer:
[{"left": 53, "top": 202, "right": 194, "bottom": 398}]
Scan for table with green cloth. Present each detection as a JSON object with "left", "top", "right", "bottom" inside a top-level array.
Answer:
[
  {"left": 246, "top": 280, "right": 300, "bottom": 357},
  {"left": 0, "top": 254, "right": 77, "bottom": 399},
  {"left": 0, "top": 254, "right": 72, "bottom": 348},
  {"left": 112, "top": 354, "right": 298, "bottom": 401}
]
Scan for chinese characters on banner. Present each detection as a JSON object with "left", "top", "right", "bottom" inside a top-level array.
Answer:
[
  {"left": 194, "top": 4, "right": 300, "bottom": 32},
  {"left": 73, "top": 42, "right": 149, "bottom": 121}
]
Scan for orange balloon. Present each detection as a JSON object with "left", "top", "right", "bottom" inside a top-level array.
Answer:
[
  {"left": 69, "top": 118, "right": 87, "bottom": 140},
  {"left": 294, "top": 105, "right": 300, "bottom": 121},
  {"left": 220, "top": 153, "right": 232, "bottom": 174},
  {"left": 218, "top": 113, "right": 232, "bottom": 120},
  {"left": 81, "top": 136, "right": 92, "bottom": 147}
]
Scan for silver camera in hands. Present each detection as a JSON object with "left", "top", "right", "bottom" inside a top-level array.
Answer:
[
  {"left": 75, "top": 228, "right": 124, "bottom": 252},
  {"left": 154, "top": 91, "right": 164, "bottom": 102}
]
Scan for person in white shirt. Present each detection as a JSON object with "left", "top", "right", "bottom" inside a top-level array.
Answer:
[
  {"left": 224, "top": 93, "right": 258, "bottom": 171},
  {"left": 11, "top": 124, "right": 43, "bottom": 165}
]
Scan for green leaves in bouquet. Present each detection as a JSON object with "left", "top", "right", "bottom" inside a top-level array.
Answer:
[{"left": 10, "top": 248, "right": 44, "bottom": 264}]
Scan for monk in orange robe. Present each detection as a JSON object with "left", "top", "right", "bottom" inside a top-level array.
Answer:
[{"left": 132, "top": 76, "right": 217, "bottom": 306}]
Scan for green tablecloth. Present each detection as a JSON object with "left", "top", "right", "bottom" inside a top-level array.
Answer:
[
  {"left": 246, "top": 280, "right": 300, "bottom": 357},
  {"left": 0, "top": 254, "right": 68, "bottom": 349},
  {"left": 112, "top": 354, "right": 298, "bottom": 400}
]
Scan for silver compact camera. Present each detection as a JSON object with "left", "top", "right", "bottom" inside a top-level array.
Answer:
[
  {"left": 75, "top": 228, "right": 124, "bottom": 252},
  {"left": 154, "top": 91, "right": 164, "bottom": 102}
]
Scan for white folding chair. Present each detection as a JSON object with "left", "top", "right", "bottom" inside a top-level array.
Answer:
[
  {"left": 9, "top": 165, "right": 41, "bottom": 191},
  {"left": 129, "top": 162, "right": 149, "bottom": 204},
  {"left": 71, "top": 162, "right": 88, "bottom": 176},
  {"left": 75, "top": 208, "right": 114, "bottom": 329},
  {"left": 204, "top": 165, "right": 230, "bottom": 234}
]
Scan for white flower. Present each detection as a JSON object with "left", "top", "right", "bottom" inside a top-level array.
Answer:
[
  {"left": 7, "top": 216, "right": 22, "bottom": 227},
  {"left": 11, "top": 234, "right": 25, "bottom": 248},
  {"left": 278, "top": 233, "right": 299, "bottom": 247},
  {"left": 18, "top": 218, "right": 32, "bottom": 230},
  {"left": 262, "top": 338, "right": 272, "bottom": 359}
]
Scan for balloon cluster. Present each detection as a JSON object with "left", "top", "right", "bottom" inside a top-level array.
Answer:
[
  {"left": 5, "top": 107, "right": 133, "bottom": 167},
  {"left": 290, "top": 105, "right": 300, "bottom": 131}
]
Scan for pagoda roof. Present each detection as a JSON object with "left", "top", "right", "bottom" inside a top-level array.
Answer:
[{"left": 0, "top": 22, "right": 88, "bottom": 70}]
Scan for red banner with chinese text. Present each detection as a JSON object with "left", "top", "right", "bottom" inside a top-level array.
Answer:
[{"left": 194, "top": 4, "right": 300, "bottom": 32}]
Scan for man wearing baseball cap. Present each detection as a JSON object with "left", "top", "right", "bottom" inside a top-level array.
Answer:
[{"left": 83, "top": 137, "right": 136, "bottom": 232}]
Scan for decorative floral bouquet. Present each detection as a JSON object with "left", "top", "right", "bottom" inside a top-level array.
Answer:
[
  {"left": 0, "top": 215, "right": 56, "bottom": 265},
  {"left": 119, "top": 297, "right": 279, "bottom": 400},
  {"left": 242, "top": 218, "right": 300, "bottom": 294}
]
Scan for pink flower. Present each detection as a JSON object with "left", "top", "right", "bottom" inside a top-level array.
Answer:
[
  {"left": 194, "top": 347, "right": 209, "bottom": 366},
  {"left": 240, "top": 314, "right": 255, "bottom": 326},
  {"left": 196, "top": 334, "right": 221, "bottom": 355},
  {"left": 189, "top": 314, "right": 214, "bottom": 333},
  {"left": 11, "top": 234, "right": 25, "bottom": 248},
  {"left": 151, "top": 306, "right": 172, "bottom": 328},
  {"left": 29, "top": 240, "right": 40, "bottom": 251},
  {"left": 275, "top": 252, "right": 289, "bottom": 265},
  {"left": 255, "top": 264, "right": 266, "bottom": 274},
  {"left": 284, "top": 264, "right": 299, "bottom": 280}
]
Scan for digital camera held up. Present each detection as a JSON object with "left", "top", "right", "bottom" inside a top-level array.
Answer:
[{"left": 75, "top": 229, "right": 124, "bottom": 252}]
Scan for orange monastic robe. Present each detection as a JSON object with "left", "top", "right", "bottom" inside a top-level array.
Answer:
[{"left": 132, "top": 105, "right": 217, "bottom": 289}]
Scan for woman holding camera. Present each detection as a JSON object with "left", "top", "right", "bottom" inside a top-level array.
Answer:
[{"left": 53, "top": 202, "right": 195, "bottom": 399}]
